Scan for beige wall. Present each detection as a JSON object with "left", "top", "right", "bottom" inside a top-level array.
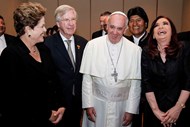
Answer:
[
  {"left": 181, "top": 0, "right": 190, "bottom": 32},
  {"left": 1, "top": 0, "right": 188, "bottom": 40},
  {"left": 157, "top": 0, "right": 183, "bottom": 33},
  {"left": 0, "top": 0, "right": 27, "bottom": 36}
]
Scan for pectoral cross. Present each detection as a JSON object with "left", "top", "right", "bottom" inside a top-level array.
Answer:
[{"left": 111, "top": 68, "right": 118, "bottom": 82}]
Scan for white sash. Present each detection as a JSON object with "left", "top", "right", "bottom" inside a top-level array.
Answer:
[{"left": 93, "top": 81, "right": 130, "bottom": 102}]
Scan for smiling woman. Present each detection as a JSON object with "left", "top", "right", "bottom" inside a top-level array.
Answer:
[
  {"left": 0, "top": 2, "right": 66, "bottom": 127},
  {"left": 141, "top": 15, "right": 190, "bottom": 127}
]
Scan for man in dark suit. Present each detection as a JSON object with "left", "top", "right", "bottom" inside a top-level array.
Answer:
[
  {"left": 126, "top": 6, "right": 149, "bottom": 127},
  {"left": 44, "top": 5, "right": 87, "bottom": 127},
  {"left": 91, "top": 11, "right": 111, "bottom": 39},
  {"left": 0, "top": 15, "right": 15, "bottom": 55},
  {"left": 0, "top": 15, "right": 15, "bottom": 125}
]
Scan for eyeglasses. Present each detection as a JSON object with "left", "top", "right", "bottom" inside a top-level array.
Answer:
[{"left": 61, "top": 18, "right": 77, "bottom": 23}]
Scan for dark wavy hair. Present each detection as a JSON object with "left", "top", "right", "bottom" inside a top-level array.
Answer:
[
  {"left": 147, "top": 16, "right": 182, "bottom": 59},
  {"left": 13, "top": 2, "right": 46, "bottom": 36}
]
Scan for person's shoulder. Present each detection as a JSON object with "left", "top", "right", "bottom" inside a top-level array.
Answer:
[
  {"left": 91, "top": 35, "right": 105, "bottom": 42},
  {"left": 123, "top": 37, "right": 137, "bottom": 46},
  {"left": 2, "top": 37, "right": 20, "bottom": 53},
  {"left": 45, "top": 32, "right": 59, "bottom": 40},
  {"left": 178, "top": 31, "right": 190, "bottom": 41},
  {"left": 4, "top": 33, "right": 16, "bottom": 43},
  {"left": 181, "top": 40, "right": 190, "bottom": 50},
  {"left": 73, "top": 34, "right": 88, "bottom": 43},
  {"left": 44, "top": 32, "right": 60, "bottom": 46},
  {"left": 92, "top": 29, "right": 102, "bottom": 34},
  {"left": 92, "top": 30, "right": 103, "bottom": 39},
  {"left": 123, "top": 37, "right": 142, "bottom": 51},
  {"left": 124, "top": 35, "right": 132, "bottom": 41},
  {"left": 4, "top": 33, "right": 16, "bottom": 38}
]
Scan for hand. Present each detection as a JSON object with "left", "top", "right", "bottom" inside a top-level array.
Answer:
[
  {"left": 122, "top": 112, "right": 133, "bottom": 126},
  {"left": 49, "top": 107, "right": 66, "bottom": 124},
  {"left": 161, "top": 104, "right": 181, "bottom": 125},
  {"left": 49, "top": 110, "right": 58, "bottom": 123},
  {"left": 152, "top": 108, "right": 166, "bottom": 122},
  {"left": 86, "top": 107, "right": 96, "bottom": 122}
]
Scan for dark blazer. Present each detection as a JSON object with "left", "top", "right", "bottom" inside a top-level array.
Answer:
[
  {"left": 178, "top": 31, "right": 190, "bottom": 41},
  {"left": 0, "top": 37, "right": 64, "bottom": 127},
  {"left": 45, "top": 33, "right": 87, "bottom": 106},
  {"left": 125, "top": 31, "right": 149, "bottom": 48},
  {"left": 92, "top": 29, "right": 103, "bottom": 39},
  {"left": 4, "top": 33, "right": 16, "bottom": 45},
  {"left": 0, "top": 33, "right": 15, "bottom": 124},
  {"left": 44, "top": 33, "right": 87, "bottom": 127}
]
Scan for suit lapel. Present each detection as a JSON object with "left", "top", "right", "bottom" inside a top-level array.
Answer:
[{"left": 54, "top": 33, "right": 73, "bottom": 65}]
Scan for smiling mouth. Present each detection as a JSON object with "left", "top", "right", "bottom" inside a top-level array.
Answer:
[
  {"left": 158, "top": 31, "right": 166, "bottom": 35},
  {"left": 133, "top": 27, "right": 139, "bottom": 30}
]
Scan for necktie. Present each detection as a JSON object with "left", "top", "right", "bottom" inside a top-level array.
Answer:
[{"left": 65, "top": 40, "right": 75, "bottom": 71}]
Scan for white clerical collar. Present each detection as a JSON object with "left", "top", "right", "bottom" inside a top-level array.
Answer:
[
  {"left": 107, "top": 38, "right": 123, "bottom": 49},
  {"left": 133, "top": 32, "right": 145, "bottom": 45}
]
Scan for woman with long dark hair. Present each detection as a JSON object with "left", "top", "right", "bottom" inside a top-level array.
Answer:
[{"left": 142, "top": 16, "right": 190, "bottom": 127}]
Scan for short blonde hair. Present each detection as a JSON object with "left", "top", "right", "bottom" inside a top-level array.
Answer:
[{"left": 13, "top": 2, "right": 46, "bottom": 36}]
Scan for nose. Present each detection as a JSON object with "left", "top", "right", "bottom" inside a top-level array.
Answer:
[
  {"left": 112, "top": 28, "right": 118, "bottom": 34},
  {"left": 159, "top": 24, "right": 164, "bottom": 29},
  {"left": 44, "top": 27, "right": 47, "bottom": 32}
]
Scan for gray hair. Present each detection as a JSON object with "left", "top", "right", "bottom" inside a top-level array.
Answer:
[{"left": 54, "top": 4, "right": 77, "bottom": 22}]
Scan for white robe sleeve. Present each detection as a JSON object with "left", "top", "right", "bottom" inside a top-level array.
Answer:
[
  {"left": 82, "top": 74, "right": 94, "bottom": 108},
  {"left": 125, "top": 79, "right": 141, "bottom": 114}
]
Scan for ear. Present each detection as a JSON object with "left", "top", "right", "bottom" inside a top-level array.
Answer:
[
  {"left": 145, "top": 22, "right": 148, "bottom": 28},
  {"left": 56, "top": 22, "right": 60, "bottom": 28},
  {"left": 25, "top": 26, "right": 31, "bottom": 31},
  {"left": 25, "top": 26, "right": 32, "bottom": 37}
]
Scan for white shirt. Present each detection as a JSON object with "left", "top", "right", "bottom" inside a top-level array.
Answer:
[
  {"left": 0, "top": 34, "right": 7, "bottom": 55},
  {"left": 59, "top": 33, "right": 76, "bottom": 61},
  {"left": 102, "top": 30, "right": 106, "bottom": 36},
  {"left": 132, "top": 32, "right": 145, "bottom": 45}
]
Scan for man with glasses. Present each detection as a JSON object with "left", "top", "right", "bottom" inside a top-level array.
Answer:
[{"left": 44, "top": 5, "right": 87, "bottom": 127}]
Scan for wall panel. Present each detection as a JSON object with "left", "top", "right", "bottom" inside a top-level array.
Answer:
[
  {"left": 157, "top": 0, "right": 183, "bottom": 32},
  {"left": 181, "top": 0, "right": 190, "bottom": 32},
  {"left": 0, "top": 0, "right": 27, "bottom": 36}
]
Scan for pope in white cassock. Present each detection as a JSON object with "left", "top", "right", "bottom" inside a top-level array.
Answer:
[{"left": 80, "top": 11, "right": 142, "bottom": 127}]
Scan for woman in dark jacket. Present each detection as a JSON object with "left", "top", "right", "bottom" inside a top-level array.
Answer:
[
  {"left": 141, "top": 16, "right": 190, "bottom": 127},
  {"left": 0, "top": 2, "right": 66, "bottom": 127}
]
